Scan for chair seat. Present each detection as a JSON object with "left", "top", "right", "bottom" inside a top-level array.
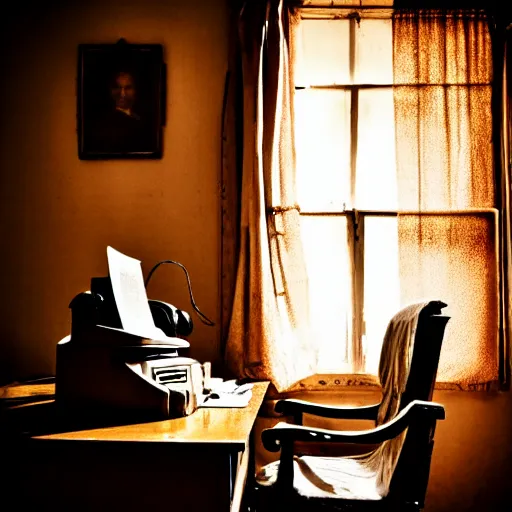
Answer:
[{"left": 256, "top": 454, "right": 385, "bottom": 501}]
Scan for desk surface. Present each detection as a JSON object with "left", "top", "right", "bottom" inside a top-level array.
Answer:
[
  {"left": 1, "top": 380, "right": 269, "bottom": 512},
  {"left": 1, "top": 380, "right": 269, "bottom": 448}
]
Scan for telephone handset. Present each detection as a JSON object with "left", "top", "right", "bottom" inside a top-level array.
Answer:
[{"left": 148, "top": 300, "right": 193, "bottom": 338}]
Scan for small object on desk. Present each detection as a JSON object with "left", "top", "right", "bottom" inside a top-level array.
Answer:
[
  {"left": 202, "top": 361, "right": 212, "bottom": 392},
  {"left": 200, "top": 380, "right": 254, "bottom": 408}
]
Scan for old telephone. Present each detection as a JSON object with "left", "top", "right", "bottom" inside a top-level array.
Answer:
[{"left": 55, "top": 249, "right": 215, "bottom": 422}]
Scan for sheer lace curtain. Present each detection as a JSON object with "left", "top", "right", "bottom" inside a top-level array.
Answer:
[
  {"left": 224, "top": 6, "right": 509, "bottom": 392},
  {"left": 225, "top": 0, "right": 317, "bottom": 392},
  {"left": 394, "top": 10, "right": 500, "bottom": 388},
  {"left": 504, "top": 27, "right": 512, "bottom": 386}
]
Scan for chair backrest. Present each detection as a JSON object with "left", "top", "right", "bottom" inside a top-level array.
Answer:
[
  {"left": 374, "top": 301, "right": 448, "bottom": 430},
  {"left": 387, "top": 300, "right": 450, "bottom": 506},
  {"left": 400, "top": 301, "right": 449, "bottom": 408}
]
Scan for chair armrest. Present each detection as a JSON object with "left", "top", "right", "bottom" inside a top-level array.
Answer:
[
  {"left": 262, "top": 400, "right": 445, "bottom": 452},
  {"left": 275, "top": 399, "right": 381, "bottom": 421}
]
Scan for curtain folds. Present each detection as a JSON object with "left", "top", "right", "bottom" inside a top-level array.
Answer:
[
  {"left": 503, "top": 29, "right": 512, "bottom": 386},
  {"left": 393, "top": 9, "right": 494, "bottom": 211},
  {"left": 223, "top": 6, "right": 510, "bottom": 392},
  {"left": 393, "top": 10, "right": 500, "bottom": 388},
  {"left": 225, "top": 0, "right": 315, "bottom": 392}
]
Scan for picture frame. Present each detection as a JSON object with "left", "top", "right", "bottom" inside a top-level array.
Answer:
[{"left": 77, "top": 40, "right": 165, "bottom": 160}]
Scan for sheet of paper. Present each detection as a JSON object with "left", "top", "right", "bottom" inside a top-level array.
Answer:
[
  {"left": 199, "top": 380, "right": 254, "bottom": 408},
  {"left": 106, "top": 246, "right": 188, "bottom": 347}
]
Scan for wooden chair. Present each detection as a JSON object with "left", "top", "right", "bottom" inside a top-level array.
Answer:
[{"left": 250, "top": 301, "right": 450, "bottom": 512}]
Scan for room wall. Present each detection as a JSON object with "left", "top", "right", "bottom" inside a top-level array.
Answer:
[
  {"left": 0, "top": 0, "right": 227, "bottom": 383},
  {"left": 426, "top": 389, "right": 512, "bottom": 511}
]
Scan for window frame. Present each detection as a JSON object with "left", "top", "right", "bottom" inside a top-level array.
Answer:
[
  {"left": 293, "top": 7, "right": 503, "bottom": 386},
  {"left": 295, "top": 11, "right": 398, "bottom": 373}
]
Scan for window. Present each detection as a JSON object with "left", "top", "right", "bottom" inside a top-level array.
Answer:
[{"left": 295, "top": 9, "right": 499, "bottom": 388}]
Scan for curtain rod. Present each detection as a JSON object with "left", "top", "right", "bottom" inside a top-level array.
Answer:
[
  {"left": 298, "top": 5, "right": 488, "bottom": 10},
  {"left": 299, "top": 209, "right": 497, "bottom": 216},
  {"left": 295, "top": 83, "right": 493, "bottom": 90},
  {"left": 299, "top": 5, "right": 392, "bottom": 9}
]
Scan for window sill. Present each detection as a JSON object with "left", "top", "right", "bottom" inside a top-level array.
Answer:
[
  {"left": 263, "top": 374, "right": 383, "bottom": 413},
  {"left": 264, "top": 374, "right": 504, "bottom": 401}
]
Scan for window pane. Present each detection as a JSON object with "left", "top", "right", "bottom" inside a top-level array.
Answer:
[
  {"left": 355, "top": 19, "right": 393, "bottom": 85},
  {"left": 394, "top": 85, "right": 494, "bottom": 210},
  {"left": 296, "top": 20, "right": 350, "bottom": 86},
  {"left": 295, "top": 89, "right": 351, "bottom": 211},
  {"left": 301, "top": 216, "right": 352, "bottom": 372},
  {"left": 398, "top": 212, "right": 499, "bottom": 386},
  {"left": 363, "top": 216, "right": 401, "bottom": 375},
  {"left": 355, "top": 88, "right": 397, "bottom": 210}
]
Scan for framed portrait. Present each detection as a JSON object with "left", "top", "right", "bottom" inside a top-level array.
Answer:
[{"left": 78, "top": 40, "right": 165, "bottom": 160}]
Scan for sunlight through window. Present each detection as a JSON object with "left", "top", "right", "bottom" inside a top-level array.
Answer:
[
  {"left": 294, "top": 12, "right": 498, "bottom": 386},
  {"left": 296, "top": 16, "right": 397, "bottom": 374}
]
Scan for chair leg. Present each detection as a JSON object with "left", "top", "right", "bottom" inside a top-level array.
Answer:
[{"left": 243, "top": 429, "right": 267, "bottom": 512}]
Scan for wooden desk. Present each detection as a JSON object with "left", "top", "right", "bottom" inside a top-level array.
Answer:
[{"left": 0, "top": 380, "right": 269, "bottom": 512}]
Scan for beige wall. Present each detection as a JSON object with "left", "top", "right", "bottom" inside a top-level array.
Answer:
[
  {"left": 0, "top": 0, "right": 227, "bottom": 382},
  {"left": 426, "top": 389, "right": 512, "bottom": 511}
]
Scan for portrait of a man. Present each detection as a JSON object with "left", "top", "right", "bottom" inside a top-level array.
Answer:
[{"left": 78, "top": 42, "right": 165, "bottom": 159}]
